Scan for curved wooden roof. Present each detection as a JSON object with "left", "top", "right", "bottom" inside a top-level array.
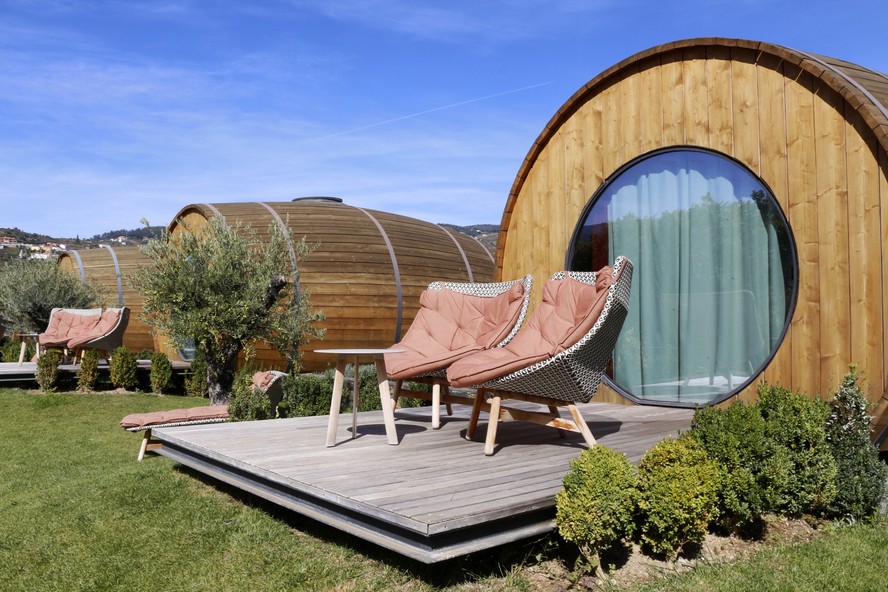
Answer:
[{"left": 497, "top": 37, "right": 888, "bottom": 271}]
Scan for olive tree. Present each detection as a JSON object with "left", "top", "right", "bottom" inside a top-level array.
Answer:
[
  {"left": 0, "top": 258, "right": 103, "bottom": 332},
  {"left": 130, "top": 216, "right": 324, "bottom": 405}
]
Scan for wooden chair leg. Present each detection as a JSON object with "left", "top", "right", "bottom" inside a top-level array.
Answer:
[
  {"left": 549, "top": 405, "right": 567, "bottom": 439},
  {"left": 431, "top": 382, "right": 442, "bottom": 429},
  {"left": 568, "top": 404, "right": 597, "bottom": 447},
  {"left": 467, "top": 389, "right": 486, "bottom": 441},
  {"left": 484, "top": 395, "right": 502, "bottom": 456},
  {"left": 137, "top": 429, "right": 152, "bottom": 461},
  {"left": 392, "top": 379, "right": 403, "bottom": 410},
  {"left": 443, "top": 383, "right": 453, "bottom": 416}
]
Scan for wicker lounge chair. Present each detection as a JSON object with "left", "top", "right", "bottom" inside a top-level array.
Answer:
[
  {"left": 447, "top": 257, "right": 633, "bottom": 455},
  {"left": 385, "top": 275, "right": 533, "bottom": 429},
  {"left": 67, "top": 307, "right": 130, "bottom": 362}
]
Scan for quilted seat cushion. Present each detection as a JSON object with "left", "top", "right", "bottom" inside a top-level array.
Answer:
[
  {"left": 120, "top": 405, "right": 230, "bottom": 429},
  {"left": 447, "top": 266, "right": 619, "bottom": 388},
  {"left": 39, "top": 311, "right": 101, "bottom": 347},
  {"left": 67, "top": 308, "right": 122, "bottom": 348},
  {"left": 385, "top": 282, "right": 526, "bottom": 380}
]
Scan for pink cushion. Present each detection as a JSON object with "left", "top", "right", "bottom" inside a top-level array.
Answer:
[
  {"left": 385, "top": 282, "right": 526, "bottom": 380},
  {"left": 39, "top": 311, "right": 101, "bottom": 346},
  {"left": 120, "top": 405, "right": 230, "bottom": 429},
  {"left": 67, "top": 309, "right": 122, "bottom": 348},
  {"left": 447, "top": 266, "right": 619, "bottom": 387},
  {"left": 251, "top": 370, "right": 279, "bottom": 391}
]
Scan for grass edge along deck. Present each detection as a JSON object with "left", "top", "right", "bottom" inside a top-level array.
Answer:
[{"left": 151, "top": 402, "right": 693, "bottom": 564}]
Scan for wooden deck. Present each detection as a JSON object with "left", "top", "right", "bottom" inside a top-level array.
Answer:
[{"left": 151, "top": 400, "right": 693, "bottom": 563}]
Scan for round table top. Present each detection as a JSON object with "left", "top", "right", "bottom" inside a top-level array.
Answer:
[{"left": 313, "top": 348, "right": 404, "bottom": 356}]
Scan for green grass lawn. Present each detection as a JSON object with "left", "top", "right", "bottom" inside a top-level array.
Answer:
[{"left": 0, "top": 387, "right": 886, "bottom": 591}]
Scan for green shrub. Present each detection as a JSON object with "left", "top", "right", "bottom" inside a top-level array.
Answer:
[
  {"left": 757, "top": 383, "right": 837, "bottom": 516},
  {"left": 398, "top": 381, "right": 431, "bottom": 408},
  {"left": 109, "top": 346, "right": 139, "bottom": 391},
  {"left": 555, "top": 445, "right": 637, "bottom": 573},
  {"left": 77, "top": 349, "right": 100, "bottom": 392},
  {"left": 136, "top": 348, "right": 155, "bottom": 361},
  {"left": 355, "top": 364, "right": 383, "bottom": 412},
  {"left": 278, "top": 371, "right": 339, "bottom": 418},
  {"left": 690, "top": 402, "right": 767, "bottom": 532},
  {"left": 149, "top": 353, "right": 175, "bottom": 394},
  {"left": 184, "top": 349, "right": 208, "bottom": 398},
  {"left": 35, "top": 350, "right": 62, "bottom": 392},
  {"left": 825, "top": 368, "right": 888, "bottom": 521},
  {"left": 1, "top": 338, "right": 35, "bottom": 363},
  {"left": 228, "top": 368, "right": 271, "bottom": 422},
  {"left": 635, "top": 435, "right": 721, "bottom": 559}
]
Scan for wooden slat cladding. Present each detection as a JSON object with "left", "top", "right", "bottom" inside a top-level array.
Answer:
[
  {"left": 164, "top": 200, "right": 494, "bottom": 371},
  {"left": 497, "top": 38, "right": 888, "bottom": 421},
  {"left": 58, "top": 246, "right": 155, "bottom": 353}
]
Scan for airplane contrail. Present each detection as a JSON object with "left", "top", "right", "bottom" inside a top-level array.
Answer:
[{"left": 307, "top": 80, "right": 555, "bottom": 141}]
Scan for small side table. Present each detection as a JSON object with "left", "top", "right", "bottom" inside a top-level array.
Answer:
[
  {"left": 314, "top": 348, "right": 403, "bottom": 447},
  {"left": 17, "top": 333, "right": 39, "bottom": 365}
]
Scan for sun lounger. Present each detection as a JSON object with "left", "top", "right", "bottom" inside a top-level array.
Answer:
[
  {"left": 447, "top": 257, "right": 633, "bottom": 455},
  {"left": 384, "top": 275, "right": 532, "bottom": 429}
]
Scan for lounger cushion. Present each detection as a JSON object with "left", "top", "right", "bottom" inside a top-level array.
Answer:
[
  {"left": 67, "top": 308, "right": 122, "bottom": 348},
  {"left": 39, "top": 310, "right": 101, "bottom": 347},
  {"left": 385, "top": 282, "right": 526, "bottom": 379},
  {"left": 447, "top": 266, "right": 619, "bottom": 387},
  {"left": 251, "top": 370, "right": 281, "bottom": 391},
  {"left": 120, "top": 405, "right": 230, "bottom": 429}
]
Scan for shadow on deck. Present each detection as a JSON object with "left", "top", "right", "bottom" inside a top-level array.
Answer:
[{"left": 151, "top": 401, "right": 693, "bottom": 563}]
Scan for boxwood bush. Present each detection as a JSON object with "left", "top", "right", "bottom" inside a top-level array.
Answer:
[
  {"left": 35, "top": 350, "right": 62, "bottom": 392},
  {"left": 278, "top": 370, "right": 340, "bottom": 418},
  {"left": 757, "top": 383, "right": 837, "bottom": 516},
  {"left": 555, "top": 445, "right": 637, "bottom": 574},
  {"left": 228, "top": 367, "right": 272, "bottom": 422},
  {"left": 690, "top": 401, "right": 767, "bottom": 532},
  {"left": 149, "top": 352, "right": 175, "bottom": 394},
  {"left": 635, "top": 436, "right": 721, "bottom": 559}
]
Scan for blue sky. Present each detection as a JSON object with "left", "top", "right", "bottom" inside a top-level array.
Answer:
[{"left": 2, "top": 0, "right": 886, "bottom": 238}]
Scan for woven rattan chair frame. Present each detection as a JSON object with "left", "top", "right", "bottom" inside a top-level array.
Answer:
[
  {"left": 466, "top": 257, "right": 633, "bottom": 455},
  {"left": 392, "top": 275, "right": 533, "bottom": 429}
]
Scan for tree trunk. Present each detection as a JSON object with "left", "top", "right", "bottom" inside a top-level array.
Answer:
[{"left": 205, "top": 344, "right": 240, "bottom": 405}]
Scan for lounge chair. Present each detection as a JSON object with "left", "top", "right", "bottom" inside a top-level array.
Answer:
[
  {"left": 67, "top": 307, "right": 130, "bottom": 361},
  {"left": 121, "top": 370, "right": 286, "bottom": 460},
  {"left": 385, "top": 275, "right": 533, "bottom": 429},
  {"left": 446, "top": 257, "right": 633, "bottom": 455},
  {"left": 38, "top": 307, "right": 102, "bottom": 359}
]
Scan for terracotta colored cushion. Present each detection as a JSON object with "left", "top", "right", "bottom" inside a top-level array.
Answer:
[
  {"left": 120, "top": 405, "right": 230, "bottom": 429},
  {"left": 39, "top": 310, "right": 101, "bottom": 347},
  {"left": 385, "top": 282, "right": 526, "bottom": 380},
  {"left": 251, "top": 370, "right": 280, "bottom": 391},
  {"left": 67, "top": 309, "right": 122, "bottom": 348},
  {"left": 447, "top": 266, "right": 619, "bottom": 387}
]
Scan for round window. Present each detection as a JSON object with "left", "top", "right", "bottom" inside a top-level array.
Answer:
[{"left": 567, "top": 147, "right": 797, "bottom": 406}]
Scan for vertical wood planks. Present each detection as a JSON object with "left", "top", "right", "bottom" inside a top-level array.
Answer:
[{"left": 814, "top": 85, "right": 851, "bottom": 396}]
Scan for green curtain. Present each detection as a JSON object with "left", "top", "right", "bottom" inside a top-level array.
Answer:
[{"left": 606, "top": 152, "right": 788, "bottom": 404}]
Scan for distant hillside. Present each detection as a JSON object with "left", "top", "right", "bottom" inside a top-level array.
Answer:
[
  {"left": 89, "top": 227, "right": 164, "bottom": 242},
  {"left": 440, "top": 224, "right": 498, "bottom": 254},
  {"left": 0, "top": 227, "right": 68, "bottom": 244},
  {"left": 0, "top": 226, "right": 164, "bottom": 245}
]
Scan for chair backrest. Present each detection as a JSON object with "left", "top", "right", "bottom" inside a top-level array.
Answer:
[{"left": 426, "top": 274, "right": 533, "bottom": 347}]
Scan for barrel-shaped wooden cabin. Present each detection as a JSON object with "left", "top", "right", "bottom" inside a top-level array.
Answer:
[
  {"left": 164, "top": 198, "right": 494, "bottom": 371},
  {"left": 58, "top": 245, "right": 155, "bottom": 353},
  {"left": 496, "top": 37, "right": 888, "bottom": 442}
]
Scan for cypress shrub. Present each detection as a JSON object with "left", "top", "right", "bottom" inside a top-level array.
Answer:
[
  {"left": 109, "top": 346, "right": 139, "bottom": 391},
  {"left": 184, "top": 349, "right": 208, "bottom": 398},
  {"left": 77, "top": 349, "right": 100, "bottom": 392},
  {"left": 757, "top": 383, "right": 837, "bottom": 516},
  {"left": 825, "top": 368, "right": 888, "bottom": 521},
  {"left": 635, "top": 436, "right": 721, "bottom": 560},
  {"left": 555, "top": 445, "right": 637, "bottom": 574},
  {"left": 35, "top": 350, "right": 62, "bottom": 393},
  {"left": 149, "top": 353, "right": 175, "bottom": 394}
]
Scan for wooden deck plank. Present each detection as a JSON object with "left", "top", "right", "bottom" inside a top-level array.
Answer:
[{"left": 151, "top": 401, "right": 692, "bottom": 562}]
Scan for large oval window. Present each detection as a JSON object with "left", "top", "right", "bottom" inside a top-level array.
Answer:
[{"left": 568, "top": 147, "right": 797, "bottom": 406}]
